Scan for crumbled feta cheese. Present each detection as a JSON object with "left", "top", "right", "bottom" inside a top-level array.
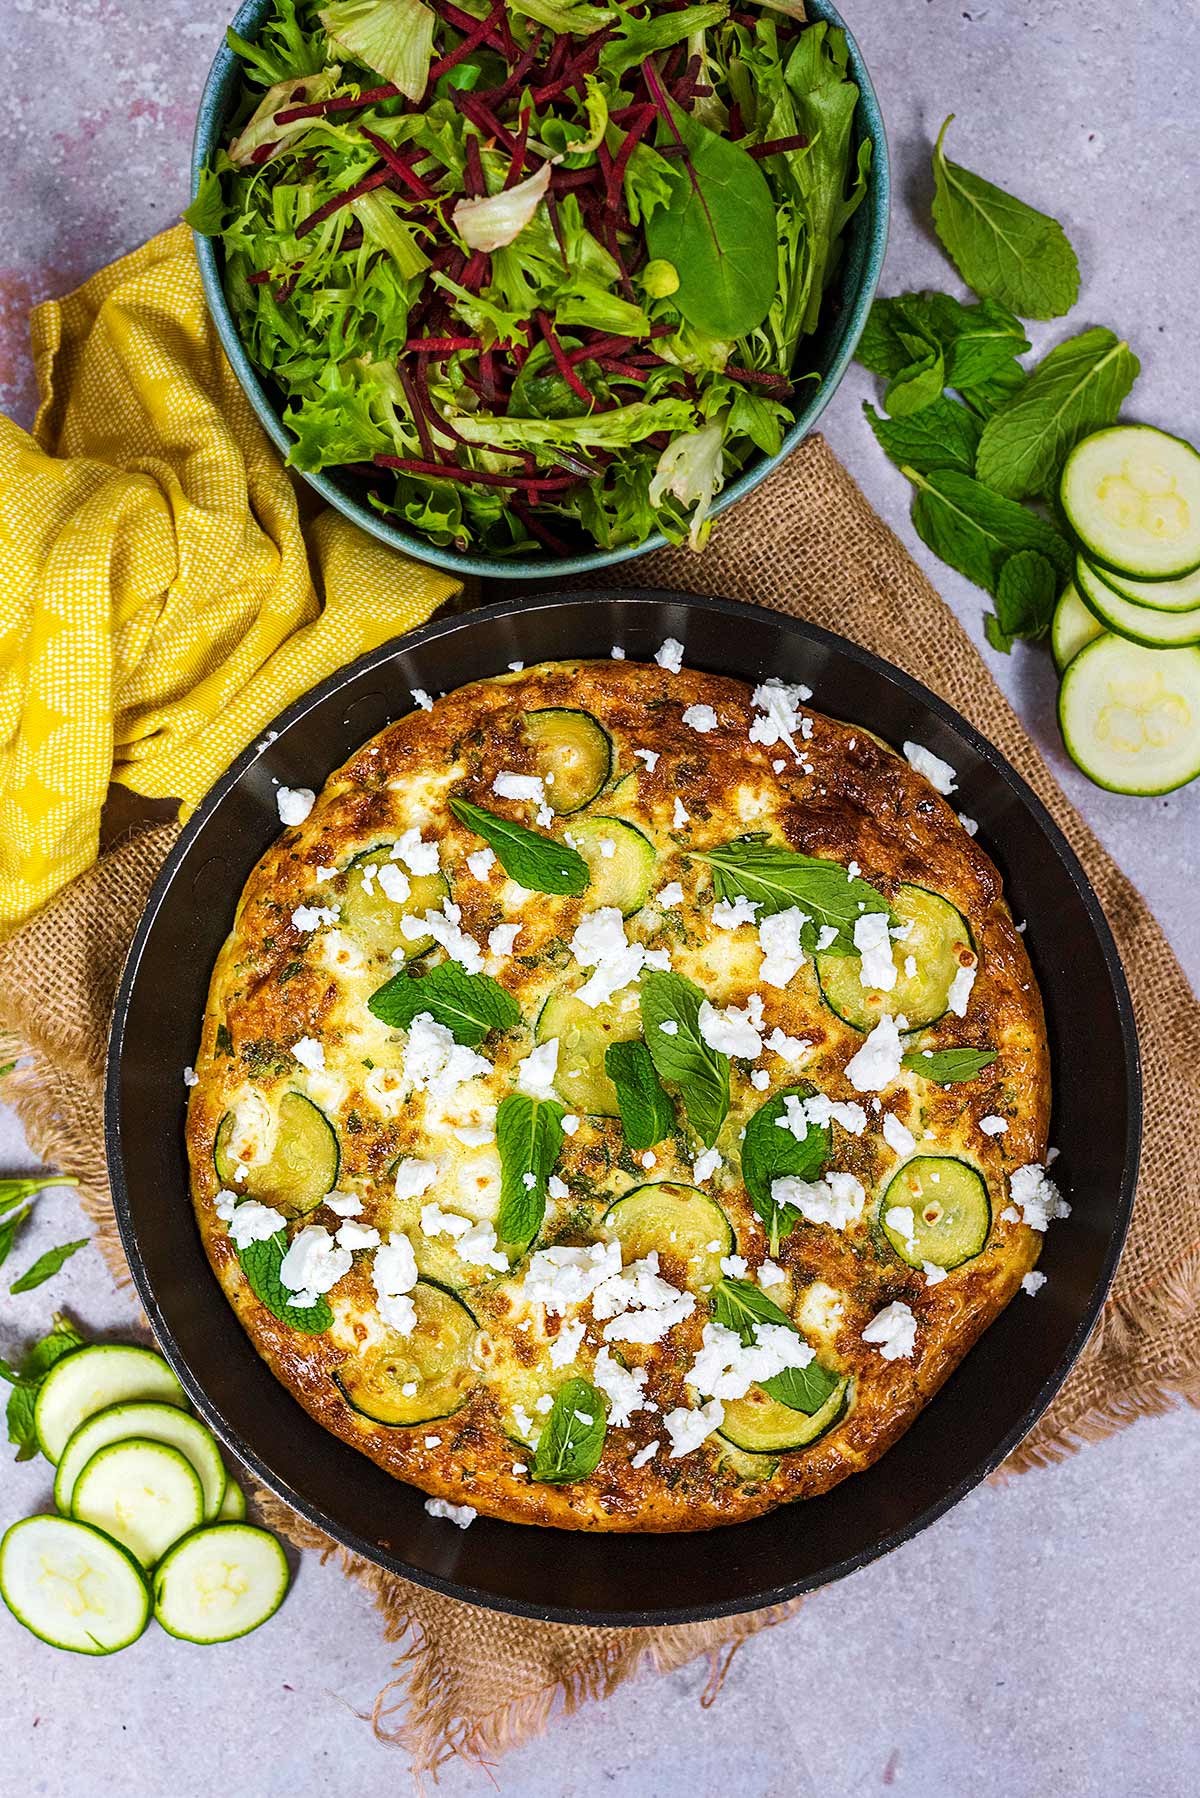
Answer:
[
  {"left": 456, "top": 1220, "right": 510, "bottom": 1271},
  {"left": 324, "top": 1191, "right": 362, "bottom": 1218},
  {"left": 854, "top": 911, "right": 897, "bottom": 991},
  {"left": 758, "top": 907, "right": 809, "bottom": 988},
  {"left": 712, "top": 895, "right": 760, "bottom": 930},
  {"left": 534, "top": 1394, "right": 554, "bottom": 1414},
  {"left": 508, "top": 660, "right": 524, "bottom": 672},
  {"left": 595, "top": 837, "right": 616, "bottom": 860},
  {"left": 664, "top": 1399, "right": 724, "bottom": 1457},
  {"left": 698, "top": 998, "right": 762, "bottom": 1059},
  {"left": 548, "top": 1318, "right": 586, "bottom": 1370},
  {"left": 691, "top": 1149, "right": 720, "bottom": 1185},
  {"left": 923, "top": 1260, "right": 948, "bottom": 1287},
  {"left": 884, "top": 1204, "right": 917, "bottom": 1252},
  {"left": 815, "top": 924, "right": 839, "bottom": 952},
  {"left": 516, "top": 1038, "right": 560, "bottom": 1100},
  {"left": 656, "top": 881, "right": 684, "bottom": 907},
  {"left": 634, "top": 747, "right": 660, "bottom": 773},
  {"left": 593, "top": 1251, "right": 695, "bottom": 1344},
  {"left": 750, "top": 1068, "right": 770, "bottom": 1091},
  {"left": 394, "top": 1158, "right": 440, "bottom": 1203},
  {"left": 292, "top": 903, "right": 338, "bottom": 933},
  {"left": 777, "top": 1091, "right": 867, "bottom": 1137},
  {"left": 979, "top": 1114, "right": 1008, "bottom": 1136},
  {"left": 493, "top": 771, "right": 546, "bottom": 804},
  {"left": 611, "top": 645, "right": 626, "bottom": 660},
  {"left": 547, "top": 1175, "right": 569, "bottom": 1201},
  {"left": 748, "top": 678, "right": 812, "bottom": 755},
  {"left": 904, "top": 954, "right": 918, "bottom": 980},
  {"left": 593, "top": 1346, "right": 649, "bottom": 1426},
  {"left": 453, "top": 1122, "right": 495, "bottom": 1148},
  {"left": 903, "top": 741, "right": 957, "bottom": 795},
  {"left": 758, "top": 1259, "right": 786, "bottom": 1290},
  {"left": 630, "top": 1440, "right": 659, "bottom": 1468},
  {"left": 882, "top": 1112, "right": 916, "bottom": 1157},
  {"left": 280, "top": 1224, "right": 351, "bottom": 1300},
  {"left": 689, "top": 1318, "right": 814, "bottom": 1403},
  {"left": 659, "top": 1020, "right": 679, "bottom": 1036},
  {"left": 276, "top": 786, "right": 315, "bottom": 826},
  {"left": 682, "top": 703, "right": 718, "bottom": 733},
  {"left": 411, "top": 689, "right": 434, "bottom": 712},
  {"left": 946, "top": 962, "right": 977, "bottom": 1018},
  {"left": 765, "top": 1027, "right": 810, "bottom": 1065},
  {"left": 402, "top": 1013, "right": 490, "bottom": 1098},
  {"left": 391, "top": 827, "right": 440, "bottom": 876},
  {"left": 1022, "top": 1270, "right": 1047, "bottom": 1296},
  {"left": 467, "top": 846, "right": 496, "bottom": 880},
  {"left": 672, "top": 797, "right": 689, "bottom": 828},
  {"left": 570, "top": 907, "right": 647, "bottom": 1008},
  {"left": 640, "top": 1151, "right": 656, "bottom": 1169},
  {"left": 844, "top": 1014, "right": 905, "bottom": 1093},
  {"left": 719, "top": 1254, "right": 748, "bottom": 1279},
  {"left": 1000, "top": 1204, "right": 1021, "bottom": 1223},
  {"left": 521, "top": 1172, "right": 537, "bottom": 1190},
  {"left": 655, "top": 636, "right": 685, "bottom": 673},
  {"left": 771, "top": 1170, "right": 866, "bottom": 1231},
  {"left": 487, "top": 922, "right": 521, "bottom": 958},
  {"left": 523, "top": 1240, "right": 623, "bottom": 1315},
  {"left": 421, "top": 1203, "right": 472, "bottom": 1240},
  {"left": 561, "top": 1113, "right": 580, "bottom": 1135},
  {"left": 957, "top": 813, "right": 979, "bottom": 837},
  {"left": 424, "top": 1498, "right": 475, "bottom": 1528},
  {"left": 336, "top": 1219, "right": 381, "bottom": 1252},
  {"left": 292, "top": 1036, "right": 325, "bottom": 1073},
  {"left": 847, "top": 861, "right": 861, "bottom": 881},
  {"left": 861, "top": 1299, "right": 918, "bottom": 1361},
  {"left": 377, "top": 863, "right": 410, "bottom": 905},
  {"left": 401, "top": 900, "right": 484, "bottom": 974},
  {"left": 224, "top": 1199, "right": 287, "bottom": 1250},
  {"left": 315, "top": 865, "right": 337, "bottom": 883},
  {"left": 1009, "top": 1164, "right": 1071, "bottom": 1232},
  {"left": 183, "top": 1066, "right": 198, "bottom": 1088}
]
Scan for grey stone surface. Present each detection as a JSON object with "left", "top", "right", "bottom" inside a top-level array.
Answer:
[{"left": 1, "top": 2, "right": 1198, "bottom": 1794}]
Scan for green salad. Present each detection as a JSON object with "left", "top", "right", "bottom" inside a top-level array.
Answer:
[{"left": 191, "top": 0, "right": 870, "bottom": 557}]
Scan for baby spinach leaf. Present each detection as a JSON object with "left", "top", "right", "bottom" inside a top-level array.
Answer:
[
  {"left": 975, "top": 327, "right": 1140, "bottom": 498},
  {"left": 449, "top": 797, "right": 590, "bottom": 897},
  {"left": 639, "top": 971, "right": 730, "bottom": 1149},
  {"left": 644, "top": 100, "right": 778, "bottom": 341},
  {"left": 692, "top": 837, "right": 890, "bottom": 949},
  {"left": 762, "top": 1358, "right": 840, "bottom": 1415},
  {"left": 864, "top": 399, "right": 982, "bottom": 476},
  {"left": 931, "top": 115, "right": 1080, "bottom": 320},
  {"left": 531, "top": 1377, "right": 607, "bottom": 1484},
  {"left": 9, "top": 1238, "right": 87, "bottom": 1294},
  {"left": 605, "top": 1040, "right": 675, "bottom": 1153},
  {"left": 369, "top": 960, "right": 519, "bottom": 1044},
  {"left": 905, "top": 466, "right": 1073, "bottom": 597},
  {"left": 901, "top": 1047, "right": 997, "bottom": 1082},
  {"left": 238, "top": 1234, "right": 333, "bottom": 1334},
  {"left": 740, "top": 1085, "right": 830, "bottom": 1255},
  {"left": 496, "top": 1093, "right": 565, "bottom": 1248}
]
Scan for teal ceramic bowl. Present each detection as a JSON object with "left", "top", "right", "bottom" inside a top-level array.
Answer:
[{"left": 191, "top": 3, "right": 889, "bottom": 580}]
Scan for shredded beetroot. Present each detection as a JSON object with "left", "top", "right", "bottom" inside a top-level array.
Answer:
[
  {"left": 504, "top": 108, "right": 532, "bottom": 188},
  {"left": 748, "top": 134, "right": 811, "bottom": 159},
  {"left": 534, "top": 310, "right": 595, "bottom": 407},
  {"left": 428, "top": 0, "right": 507, "bottom": 79},
  {"left": 511, "top": 498, "right": 572, "bottom": 553},
  {"left": 432, "top": 0, "right": 510, "bottom": 55},
  {"left": 405, "top": 335, "right": 483, "bottom": 353},
  {"left": 463, "top": 136, "right": 486, "bottom": 199},
  {"left": 296, "top": 166, "right": 389, "bottom": 236},
  {"left": 725, "top": 365, "right": 795, "bottom": 392},
  {"left": 398, "top": 364, "right": 437, "bottom": 464},
  {"left": 274, "top": 84, "right": 399, "bottom": 125},
  {"left": 361, "top": 130, "right": 436, "bottom": 199},
  {"left": 374, "top": 456, "right": 580, "bottom": 492}
]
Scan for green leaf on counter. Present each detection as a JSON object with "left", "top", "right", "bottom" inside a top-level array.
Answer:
[
  {"left": 605, "top": 1040, "right": 675, "bottom": 1153},
  {"left": 10, "top": 1239, "right": 88, "bottom": 1295},
  {"left": 884, "top": 339, "right": 945, "bottom": 418},
  {"left": 531, "top": 1377, "right": 607, "bottom": 1484},
  {"left": 992, "top": 549, "right": 1061, "bottom": 647},
  {"left": 905, "top": 465, "right": 1073, "bottom": 597},
  {"left": 975, "top": 327, "right": 1140, "bottom": 498},
  {"left": 639, "top": 971, "right": 730, "bottom": 1149},
  {"left": 864, "top": 398, "right": 982, "bottom": 476},
  {"left": 368, "top": 959, "right": 519, "bottom": 1045},
  {"left": 3, "top": 1313, "right": 86, "bottom": 1461},
  {"left": 448, "top": 797, "right": 590, "bottom": 897}
]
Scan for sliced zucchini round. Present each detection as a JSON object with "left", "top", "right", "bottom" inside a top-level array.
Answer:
[
  {"left": 718, "top": 1375, "right": 850, "bottom": 1455},
  {"left": 817, "top": 885, "right": 974, "bottom": 1032},
  {"left": 567, "top": 817, "right": 657, "bottom": 916},
  {"left": 602, "top": 1182, "right": 733, "bottom": 1289},
  {"left": 340, "top": 847, "right": 449, "bottom": 961},
  {"left": 333, "top": 1280, "right": 477, "bottom": 1427},
  {"left": 72, "top": 1438, "right": 204, "bottom": 1569},
  {"left": 1075, "top": 555, "right": 1200, "bottom": 649},
  {"left": 154, "top": 1523, "right": 289, "bottom": 1644},
  {"left": 1085, "top": 556, "right": 1200, "bottom": 614},
  {"left": 217, "top": 1480, "right": 248, "bottom": 1522},
  {"left": 535, "top": 990, "right": 642, "bottom": 1115},
  {"left": 712, "top": 1438, "right": 779, "bottom": 1485},
  {"left": 0, "top": 1515, "right": 150, "bottom": 1655},
  {"left": 881, "top": 1156, "right": 990, "bottom": 1270},
  {"left": 34, "top": 1344, "right": 185, "bottom": 1465},
  {"left": 54, "top": 1402, "right": 226, "bottom": 1521},
  {"left": 523, "top": 708, "right": 613, "bottom": 813},
  {"left": 1058, "top": 636, "right": 1200, "bottom": 794},
  {"left": 1061, "top": 425, "right": 1200, "bottom": 580},
  {"left": 1051, "top": 582, "right": 1106, "bottom": 674},
  {"left": 214, "top": 1090, "right": 339, "bottom": 1218}
]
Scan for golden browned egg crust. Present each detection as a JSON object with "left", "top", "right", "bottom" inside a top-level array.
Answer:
[{"left": 186, "top": 658, "right": 1051, "bottom": 1531}]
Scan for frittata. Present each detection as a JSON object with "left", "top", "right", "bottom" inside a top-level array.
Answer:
[{"left": 185, "top": 652, "right": 1067, "bottom": 1531}]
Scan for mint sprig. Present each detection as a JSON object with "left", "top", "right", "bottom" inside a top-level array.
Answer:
[
  {"left": 639, "top": 971, "right": 729, "bottom": 1149},
  {"left": 901, "top": 1046, "right": 997, "bottom": 1083},
  {"left": 10, "top": 1239, "right": 88, "bottom": 1295},
  {"left": 739, "top": 1085, "right": 830, "bottom": 1256},
  {"left": 692, "top": 837, "right": 890, "bottom": 952},
  {"left": 604, "top": 1040, "right": 675, "bottom": 1152},
  {"left": 496, "top": 1093, "right": 565, "bottom": 1249},
  {"left": 1, "top": 1313, "right": 86, "bottom": 1461},
  {"left": 368, "top": 960, "right": 519, "bottom": 1045},
  {"left": 237, "top": 1234, "right": 332, "bottom": 1334},
  {"left": 531, "top": 1378, "right": 607, "bottom": 1485},
  {"left": 449, "top": 797, "right": 590, "bottom": 897},
  {"left": 710, "top": 1278, "right": 838, "bottom": 1416}
]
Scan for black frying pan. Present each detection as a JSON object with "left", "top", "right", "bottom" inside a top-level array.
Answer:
[{"left": 106, "top": 591, "right": 1140, "bottom": 1625}]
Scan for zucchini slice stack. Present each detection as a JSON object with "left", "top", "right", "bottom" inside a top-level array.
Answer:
[{"left": 1054, "top": 424, "right": 1200, "bottom": 794}]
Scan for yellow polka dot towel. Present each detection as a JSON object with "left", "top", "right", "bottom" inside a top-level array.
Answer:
[{"left": 0, "top": 223, "right": 461, "bottom": 935}]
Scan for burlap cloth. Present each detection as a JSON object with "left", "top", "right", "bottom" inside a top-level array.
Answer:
[{"left": 2, "top": 436, "right": 1197, "bottom": 1777}]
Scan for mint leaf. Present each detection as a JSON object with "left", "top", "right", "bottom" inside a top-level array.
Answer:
[
  {"left": 931, "top": 115, "right": 1080, "bottom": 320},
  {"left": 10, "top": 1238, "right": 87, "bottom": 1294},
  {"left": 994, "top": 550, "right": 1060, "bottom": 643},
  {"left": 604, "top": 1040, "right": 675, "bottom": 1152},
  {"left": 237, "top": 1234, "right": 332, "bottom": 1334},
  {"left": 740, "top": 1085, "right": 830, "bottom": 1256},
  {"left": 531, "top": 1377, "right": 607, "bottom": 1485},
  {"left": 0, "top": 1176, "right": 77, "bottom": 1218},
  {"left": 692, "top": 837, "right": 890, "bottom": 950},
  {"left": 984, "top": 612, "right": 1015, "bottom": 655},
  {"left": 926, "top": 293, "right": 1031, "bottom": 390},
  {"left": 639, "top": 971, "right": 729, "bottom": 1149},
  {"left": 368, "top": 960, "right": 519, "bottom": 1045},
  {"left": 643, "top": 97, "right": 778, "bottom": 342},
  {"left": 0, "top": 1208, "right": 32, "bottom": 1270},
  {"left": 959, "top": 360, "right": 1027, "bottom": 418},
  {"left": 5, "top": 1313, "right": 85, "bottom": 1460},
  {"left": 496, "top": 1093, "right": 565, "bottom": 1248},
  {"left": 448, "top": 797, "right": 590, "bottom": 897},
  {"left": 885, "top": 338, "right": 945, "bottom": 418},
  {"left": 864, "top": 399, "right": 982, "bottom": 476},
  {"left": 762, "top": 1359, "right": 840, "bottom": 1415},
  {"left": 902, "top": 1046, "right": 997, "bottom": 1083},
  {"left": 711, "top": 1277, "right": 794, "bottom": 1344},
  {"left": 906, "top": 466, "right": 1073, "bottom": 597},
  {"left": 975, "top": 327, "right": 1140, "bottom": 499}
]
